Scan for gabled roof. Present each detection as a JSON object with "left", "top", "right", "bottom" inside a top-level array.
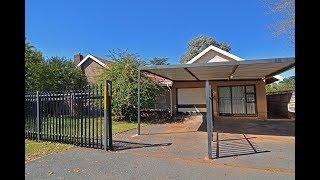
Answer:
[
  {"left": 76, "top": 54, "right": 111, "bottom": 68},
  {"left": 186, "top": 45, "right": 243, "bottom": 64},
  {"left": 185, "top": 45, "right": 284, "bottom": 82}
]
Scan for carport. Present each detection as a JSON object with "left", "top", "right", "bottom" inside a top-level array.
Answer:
[{"left": 137, "top": 57, "right": 295, "bottom": 159}]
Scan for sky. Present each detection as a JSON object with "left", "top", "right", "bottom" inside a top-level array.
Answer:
[{"left": 26, "top": 0, "right": 295, "bottom": 78}]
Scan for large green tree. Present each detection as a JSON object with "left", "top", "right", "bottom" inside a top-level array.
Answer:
[
  {"left": 25, "top": 41, "right": 46, "bottom": 91},
  {"left": 97, "top": 51, "right": 159, "bottom": 121},
  {"left": 180, "top": 35, "right": 231, "bottom": 64},
  {"left": 25, "top": 41, "right": 87, "bottom": 91},
  {"left": 43, "top": 57, "right": 87, "bottom": 91},
  {"left": 149, "top": 57, "right": 169, "bottom": 65}
]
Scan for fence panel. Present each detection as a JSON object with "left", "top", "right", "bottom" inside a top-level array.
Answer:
[
  {"left": 25, "top": 93, "right": 37, "bottom": 140},
  {"left": 25, "top": 85, "right": 105, "bottom": 149}
]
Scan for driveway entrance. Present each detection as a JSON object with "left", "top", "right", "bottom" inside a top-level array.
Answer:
[{"left": 26, "top": 116, "right": 295, "bottom": 179}]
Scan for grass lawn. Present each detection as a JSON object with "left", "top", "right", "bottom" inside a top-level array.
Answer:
[
  {"left": 25, "top": 120, "right": 146, "bottom": 162},
  {"left": 25, "top": 140, "right": 73, "bottom": 162},
  {"left": 113, "top": 121, "right": 146, "bottom": 134}
]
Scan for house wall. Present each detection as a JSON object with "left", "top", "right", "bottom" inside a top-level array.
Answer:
[
  {"left": 80, "top": 58, "right": 105, "bottom": 84},
  {"left": 193, "top": 50, "right": 236, "bottom": 63},
  {"left": 171, "top": 80, "right": 267, "bottom": 120}
]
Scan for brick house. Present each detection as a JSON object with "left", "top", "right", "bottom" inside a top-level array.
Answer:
[
  {"left": 73, "top": 53, "right": 172, "bottom": 110},
  {"left": 74, "top": 53, "right": 112, "bottom": 84}
]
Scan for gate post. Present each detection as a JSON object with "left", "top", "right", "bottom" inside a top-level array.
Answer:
[
  {"left": 103, "top": 80, "right": 113, "bottom": 150},
  {"left": 205, "top": 81, "right": 213, "bottom": 159},
  {"left": 137, "top": 69, "right": 141, "bottom": 135},
  {"left": 36, "top": 91, "right": 40, "bottom": 142}
]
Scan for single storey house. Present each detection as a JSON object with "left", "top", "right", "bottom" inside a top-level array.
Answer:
[
  {"left": 73, "top": 53, "right": 173, "bottom": 109},
  {"left": 139, "top": 46, "right": 294, "bottom": 120},
  {"left": 73, "top": 46, "right": 294, "bottom": 120},
  {"left": 73, "top": 53, "right": 112, "bottom": 83}
]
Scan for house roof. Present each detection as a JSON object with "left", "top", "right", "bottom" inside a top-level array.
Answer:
[
  {"left": 186, "top": 45, "right": 243, "bottom": 64},
  {"left": 185, "top": 45, "right": 284, "bottom": 82},
  {"left": 76, "top": 54, "right": 112, "bottom": 68},
  {"left": 140, "top": 57, "right": 295, "bottom": 82},
  {"left": 147, "top": 74, "right": 173, "bottom": 86}
]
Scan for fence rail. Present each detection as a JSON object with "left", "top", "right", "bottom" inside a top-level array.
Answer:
[{"left": 25, "top": 84, "right": 108, "bottom": 149}]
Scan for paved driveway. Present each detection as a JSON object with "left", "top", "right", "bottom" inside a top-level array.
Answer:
[{"left": 25, "top": 116, "right": 295, "bottom": 179}]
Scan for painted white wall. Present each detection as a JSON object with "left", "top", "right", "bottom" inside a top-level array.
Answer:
[
  {"left": 207, "top": 55, "right": 230, "bottom": 63},
  {"left": 178, "top": 108, "right": 207, "bottom": 113},
  {"left": 177, "top": 88, "right": 206, "bottom": 113}
]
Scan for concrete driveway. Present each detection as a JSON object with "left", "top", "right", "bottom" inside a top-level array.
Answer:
[{"left": 25, "top": 116, "right": 295, "bottom": 179}]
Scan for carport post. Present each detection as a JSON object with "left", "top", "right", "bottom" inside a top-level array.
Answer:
[
  {"left": 137, "top": 69, "right": 141, "bottom": 135},
  {"left": 205, "top": 81, "right": 213, "bottom": 159}
]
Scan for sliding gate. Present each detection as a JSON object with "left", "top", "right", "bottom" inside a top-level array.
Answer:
[{"left": 25, "top": 81, "right": 113, "bottom": 150}]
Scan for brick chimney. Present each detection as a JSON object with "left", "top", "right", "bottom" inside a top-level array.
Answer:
[{"left": 74, "top": 53, "right": 83, "bottom": 66}]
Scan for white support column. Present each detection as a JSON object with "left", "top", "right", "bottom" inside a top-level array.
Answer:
[
  {"left": 137, "top": 69, "right": 141, "bottom": 135},
  {"left": 205, "top": 80, "right": 213, "bottom": 159}
]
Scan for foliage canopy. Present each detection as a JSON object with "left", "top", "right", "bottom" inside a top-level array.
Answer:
[{"left": 180, "top": 35, "right": 231, "bottom": 64}]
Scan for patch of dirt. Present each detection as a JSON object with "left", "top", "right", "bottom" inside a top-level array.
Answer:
[
  {"left": 164, "top": 115, "right": 203, "bottom": 133},
  {"left": 250, "top": 135, "right": 294, "bottom": 143}
]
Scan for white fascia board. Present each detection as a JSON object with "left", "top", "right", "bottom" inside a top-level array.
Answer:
[
  {"left": 76, "top": 54, "right": 107, "bottom": 68},
  {"left": 186, "top": 45, "right": 243, "bottom": 64}
]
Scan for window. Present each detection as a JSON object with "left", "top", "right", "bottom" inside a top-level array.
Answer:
[{"left": 218, "top": 85, "right": 257, "bottom": 115}]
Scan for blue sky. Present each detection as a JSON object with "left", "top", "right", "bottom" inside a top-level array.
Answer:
[{"left": 26, "top": 0, "right": 294, "bottom": 78}]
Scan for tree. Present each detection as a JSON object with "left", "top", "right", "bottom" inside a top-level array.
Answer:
[
  {"left": 180, "top": 35, "right": 231, "bottom": 64},
  {"left": 266, "top": 76, "right": 295, "bottom": 93},
  {"left": 25, "top": 41, "right": 87, "bottom": 91},
  {"left": 262, "top": 0, "right": 295, "bottom": 47},
  {"left": 97, "top": 51, "right": 159, "bottom": 121},
  {"left": 25, "top": 41, "right": 45, "bottom": 91},
  {"left": 149, "top": 57, "right": 169, "bottom": 65},
  {"left": 44, "top": 57, "right": 87, "bottom": 91}
]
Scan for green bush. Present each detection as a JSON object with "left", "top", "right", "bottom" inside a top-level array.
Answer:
[{"left": 97, "top": 51, "right": 159, "bottom": 121}]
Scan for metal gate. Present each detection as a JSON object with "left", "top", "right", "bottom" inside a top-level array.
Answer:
[{"left": 25, "top": 81, "right": 113, "bottom": 150}]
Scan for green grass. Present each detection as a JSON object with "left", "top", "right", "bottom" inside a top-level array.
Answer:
[
  {"left": 112, "top": 120, "right": 145, "bottom": 134},
  {"left": 25, "top": 140, "right": 73, "bottom": 162},
  {"left": 25, "top": 120, "right": 146, "bottom": 161},
  {"left": 26, "top": 118, "right": 146, "bottom": 138}
]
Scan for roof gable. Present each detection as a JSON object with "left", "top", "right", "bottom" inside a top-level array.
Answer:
[
  {"left": 185, "top": 45, "right": 284, "bottom": 82},
  {"left": 186, "top": 45, "right": 243, "bottom": 64},
  {"left": 76, "top": 54, "right": 110, "bottom": 68}
]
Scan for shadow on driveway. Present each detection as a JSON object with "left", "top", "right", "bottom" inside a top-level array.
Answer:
[
  {"left": 211, "top": 133, "right": 270, "bottom": 159},
  {"left": 112, "top": 140, "right": 172, "bottom": 151},
  {"left": 198, "top": 116, "right": 295, "bottom": 136}
]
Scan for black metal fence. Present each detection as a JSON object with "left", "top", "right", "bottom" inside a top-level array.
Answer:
[{"left": 25, "top": 85, "right": 107, "bottom": 149}]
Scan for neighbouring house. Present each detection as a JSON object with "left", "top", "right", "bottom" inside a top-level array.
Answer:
[
  {"left": 73, "top": 53, "right": 172, "bottom": 110},
  {"left": 139, "top": 45, "right": 294, "bottom": 120},
  {"left": 74, "top": 53, "right": 112, "bottom": 84}
]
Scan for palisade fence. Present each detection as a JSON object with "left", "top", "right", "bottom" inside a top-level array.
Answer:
[{"left": 25, "top": 84, "right": 108, "bottom": 149}]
